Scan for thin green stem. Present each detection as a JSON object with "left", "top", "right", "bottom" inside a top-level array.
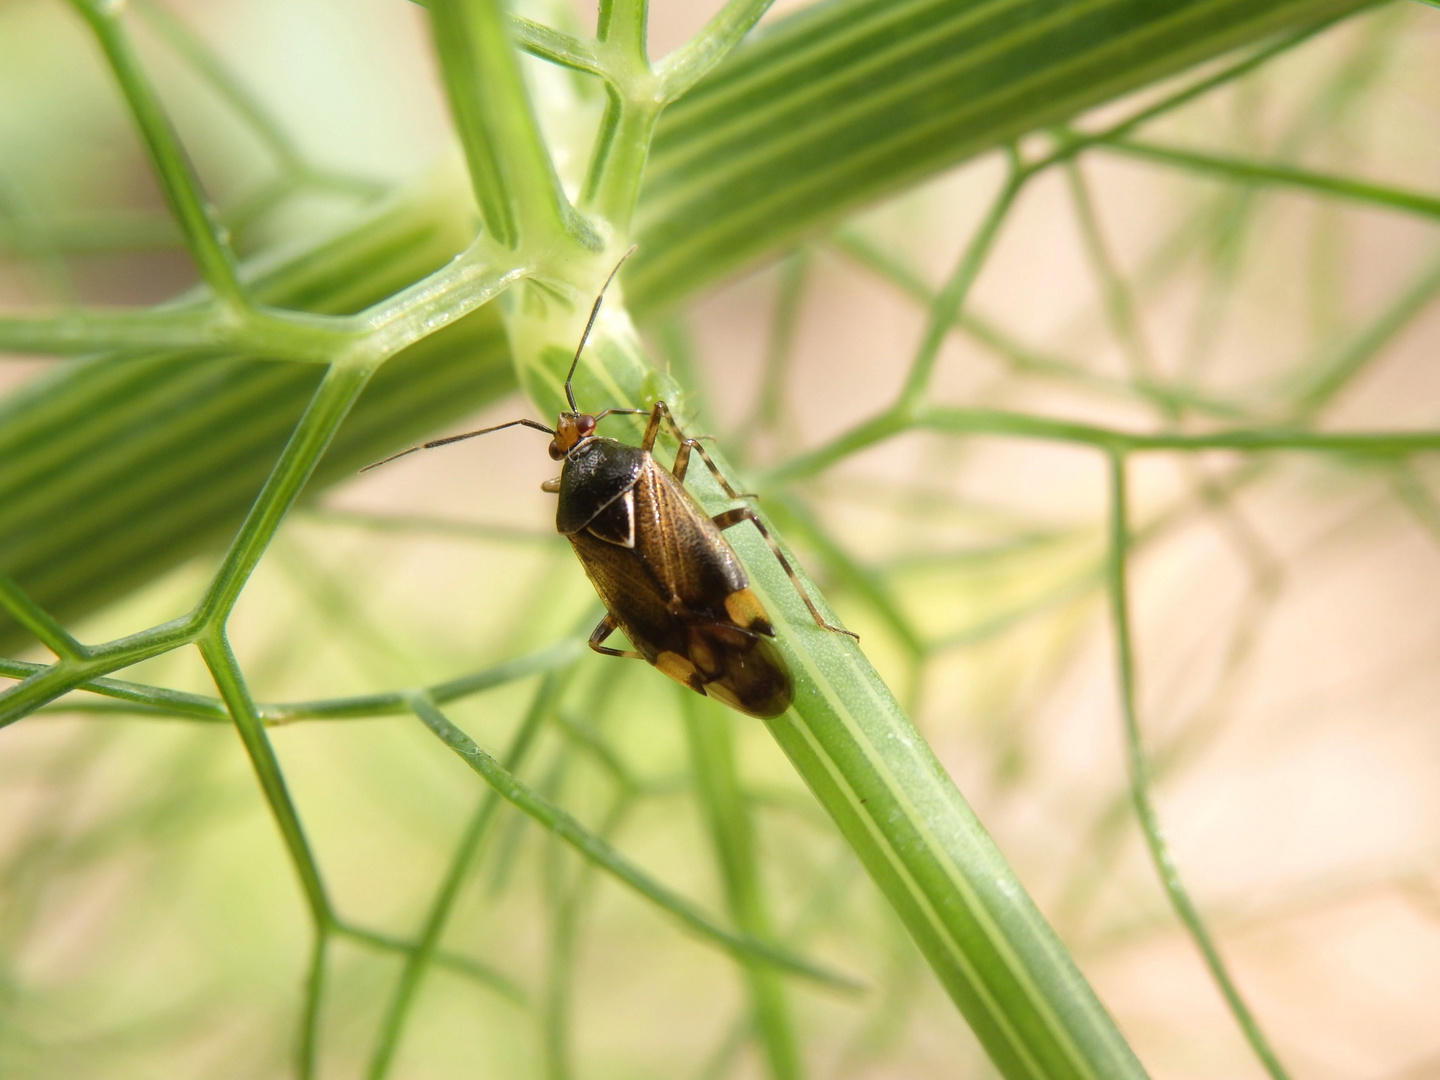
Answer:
[
  {"left": 767, "top": 404, "right": 1440, "bottom": 486},
  {"left": 831, "top": 229, "right": 1248, "bottom": 420},
  {"left": 194, "top": 360, "right": 376, "bottom": 627},
  {"left": 543, "top": 794, "right": 630, "bottom": 1080},
  {"left": 198, "top": 630, "right": 332, "bottom": 929},
  {"left": 367, "top": 676, "right": 564, "bottom": 1080},
  {"left": 0, "top": 617, "right": 196, "bottom": 728},
  {"left": 410, "top": 695, "right": 862, "bottom": 992},
  {"left": 4, "top": 638, "right": 584, "bottom": 723},
  {"left": 1105, "top": 453, "right": 1292, "bottom": 1080},
  {"left": 428, "top": 0, "right": 579, "bottom": 250},
  {"left": 735, "top": 249, "right": 809, "bottom": 448},
  {"left": 1037, "top": 10, "right": 1359, "bottom": 173},
  {"left": 511, "top": 16, "right": 604, "bottom": 78},
  {"left": 0, "top": 304, "right": 350, "bottom": 362},
  {"left": 1098, "top": 137, "right": 1440, "bottom": 222},
  {"left": 347, "top": 248, "right": 530, "bottom": 359},
  {"left": 657, "top": 0, "right": 776, "bottom": 100},
  {"left": 299, "top": 932, "right": 330, "bottom": 1080},
  {"left": 683, "top": 694, "right": 802, "bottom": 1080},
  {"left": 335, "top": 922, "right": 529, "bottom": 1005},
  {"left": 0, "top": 573, "right": 86, "bottom": 661},
  {"left": 897, "top": 158, "right": 1024, "bottom": 407},
  {"left": 1063, "top": 160, "right": 1157, "bottom": 385},
  {"left": 1285, "top": 250, "right": 1440, "bottom": 415},
  {"left": 66, "top": 0, "right": 246, "bottom": 308},
  {"left": 135, "top": 0, "right": 303, "bottom": 171}
]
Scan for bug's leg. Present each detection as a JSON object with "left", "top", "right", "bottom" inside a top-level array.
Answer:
[
  {"left": 593, "top": 408, "right": 650, "bottom": 424},
  {"left": 710, "top": 508, "right": 860, "bottom": 641},
  {"left": 638, "top": 402, "right": 668, "bottom": 453},
  {"left": 640, "top": 401, "right": 758, "bottom": 500},
  {"left": 671, "top": 439, "right": 758, "bottom": 501},
  {"left": 588, "top": 613, "right": 643, "bottom": 659}
]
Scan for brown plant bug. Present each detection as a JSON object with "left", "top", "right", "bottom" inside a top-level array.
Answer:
[{"left": 363, "top": 252, "right": 857, "bottom": 718}]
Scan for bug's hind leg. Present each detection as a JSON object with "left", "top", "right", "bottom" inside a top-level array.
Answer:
[
  {"left": 711, "top": 507, "right": 859, "bottom": 641},
  {"left": 588, "top": 613, "right": 643, "bottom": 659}
]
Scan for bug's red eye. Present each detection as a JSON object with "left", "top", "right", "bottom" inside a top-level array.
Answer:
[
  {"left": 548, "top": 439, "right": 564, "bottom": 460},
  {"left": 577, "top": 415, "right": 596, "bottom": 437}
]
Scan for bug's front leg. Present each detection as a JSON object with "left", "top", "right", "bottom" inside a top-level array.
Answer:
[
  {"left": 711, "top": 507, "right": 859, "bottom": 641},
  {"left": 588, "top": 613, "right": 643, "bottom": 659}
]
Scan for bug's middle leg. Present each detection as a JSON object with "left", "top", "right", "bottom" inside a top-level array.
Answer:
[
  {"left": 588, "top": 613, "right": 643, "bottom": 659},
  {"left": 640, "top": 401, "right": 756, "bottom": 499},
  {"left": 711, "top": 507, "right": 859, "bottom": 641}
]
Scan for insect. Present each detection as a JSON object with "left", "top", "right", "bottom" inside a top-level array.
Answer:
[{"left": 364, "top": 254, "right": 856, "bottom": 718}]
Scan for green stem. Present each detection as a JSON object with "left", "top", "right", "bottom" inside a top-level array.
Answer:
[
  {"left": 2, "top": 638, "right": 584, "bottom": 723},
  {"left": 198, "top": 629, "right": 332, "bottom": 929},
  {"left": 194, "top": 360, "right": 377, "bottom": 627},
  {"left": 597, "top": 0, "right": 650, "bottom": 58},
  {"left": 366, "top": 677, "right": 564, "bottom": 1080},
  {"left": 1097, "top": 137, "right": 1440, "bottom": 221},
  {"left": 767, "top": 405, "right": 1440, "bottom": 486},
  {"left": 428, "top": 0, "right": 579, "bottom": 250},
  {"left": 335, "top": 922, "right": 529, "bottom": 1004},
  {"left": 66, "top": 0, "right": 246, "bottom": 308},
  {"left": 830, "top": 229, "right": 1247, "bottom": 420},
  {"left": 410, "top": 695, "right": 860, "bottom": 991},
  {"left": 135, "top": 0, "right": 304, "bottom": 172},
  {"left": 579, "top": 94, "right": 663, "bottom": 232},
  {"left": 683, "top": 694, "right": 803, "bottom": 1080},
  {"left": 657, "top": 0, "right": 776, "bottom": 99},
  {"left": 348, "top": 252, "right": 530, "bottom": 359},
  {"left": 299, "top": 932, "right": 331, "bottom": 1080},
  {"left": 898, "top": 158, "right": 1024, "bottom": 406},
  {"left": 1105, "top": 454, "right": 1292, "bottom": 1080},
  {"left": 0, "top": 617, "right": 195, "bottom": 728},
  {"left": 0, "top": 305, "right": 349, "bottom": 362},
  {"left": 511, "top": 16, "right": 605, "bottom": 78},
  {"left": 1063, "top": 160, "right": 1157, "bottom": 385},
  {"left": 0, "top": 572, "right": 85, "bottom": 661}
]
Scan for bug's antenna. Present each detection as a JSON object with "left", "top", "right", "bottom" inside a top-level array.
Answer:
[
  {"left": 563, "top": 245, "right": 639, "bottom": 414},
  {"left": 359, "top": 419, "right": 556, "bottom": 473}
]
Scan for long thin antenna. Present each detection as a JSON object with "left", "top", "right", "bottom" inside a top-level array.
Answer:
[
  {"left": 359, "top": 418, "right": 555, "bottom": 473},
  {"left": 563, "top": 244, "right": 639, "bottom": 414}
]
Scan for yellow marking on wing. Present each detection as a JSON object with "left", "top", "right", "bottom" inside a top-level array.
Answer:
[
  {"left": 724, "top": 588, "right": 773, "bottom": 634},
  {"left": 654, "top": 650, "right": 705, "bottom": 693}
]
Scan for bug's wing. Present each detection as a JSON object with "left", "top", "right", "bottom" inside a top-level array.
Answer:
[
  {"left": 567, "top": 532, "right": 682, "bottom": 663},
  {"left": 682, "top": 620, "right": 793, "bottom": 719},
  {"left": 632, "top": 465, "right": 748, "bottom": 612}
]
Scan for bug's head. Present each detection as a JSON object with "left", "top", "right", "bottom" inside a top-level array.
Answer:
[{"left": 548, "top": 412, "right": 596, "bottom": 459}]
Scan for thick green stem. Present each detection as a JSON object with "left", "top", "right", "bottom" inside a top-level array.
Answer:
[{"left": 501, "top": 302, "right": 1145, "bottom": 1078}]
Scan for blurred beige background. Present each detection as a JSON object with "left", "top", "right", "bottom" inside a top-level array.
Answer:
[{"left": 2, "top": 1, "right": 1439, "bottom": 1077}]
